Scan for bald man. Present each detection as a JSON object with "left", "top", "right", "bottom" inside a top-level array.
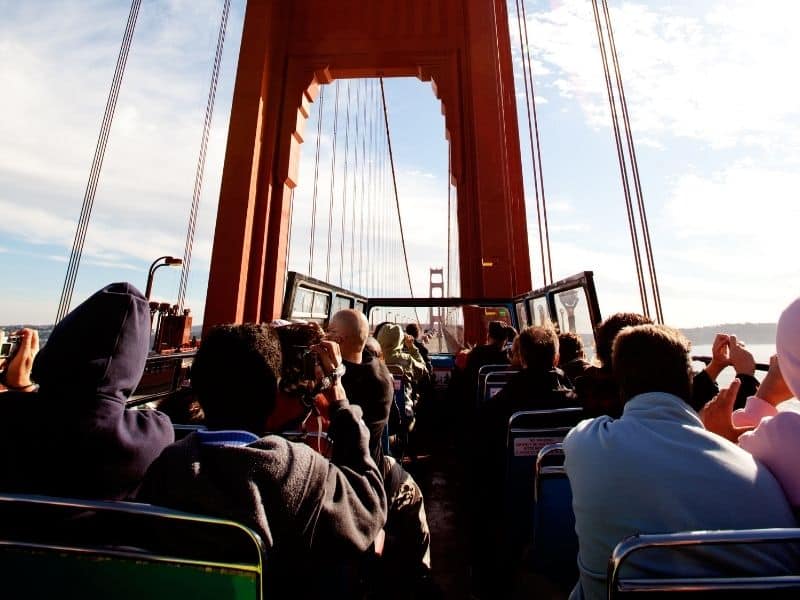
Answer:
[
  {"left": 328, "top": 309, "right": 393, "bottom": 464},
  {"left": 328, "top": 311, "right": 435, "bottom": 595}
]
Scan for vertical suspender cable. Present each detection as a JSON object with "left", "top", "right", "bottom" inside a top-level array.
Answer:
[
  {"left": 339, "top": 81, "right": 351, "bottom": 287},
  {"left": 358, "top": 79, "right": 368, "bottom": 293},
  {"left": 379, "top": 77, "right": 420, "bottom": 322},
  {"left": 601, "top": 0, "right": 663, "bottom": 323},
  {"left": 591, "top": 0, "right": 649, "bottom": 317},
  {"left": 519, "top": 0, "right": 553, "bottom": 284},
  {"left": 513, "top": 0, "right": 548, "bottom": 285},
  {"left": 56, "top": 0, "right": 141, "bottom": 322},
  {"left": 446, "top": 151, "right": 452, "bottom": 298},
  {"left": 177, "top": 0, "right": 231, "bottom": 309},
  {"left": 365, "top": 80, "right": 374, "bottom": 296},
  {"left": 308, "top": 85, "right": 325, "bottom": 277},
  {"left": 325, "top": 81, "right": 340, "bottom": 282},
  {"left": 350, "top": 82, "right": 361, "bottom": 289}
]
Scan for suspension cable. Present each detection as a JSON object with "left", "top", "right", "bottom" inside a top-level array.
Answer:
[
  {"left": 325, "top": 81, "right": 340, "bottom": 282},
  {"left": 591, "top": 0, "right": 650, "bottom": 317},
  {"left": 513, "top": 0, "right": 549, "bottom": 285},
  {"left": 520, "top": 0, "right": 553, "bottom": 284},
  {"left": 446, "top": 151, "right": 452, "bottom": 298},
  {"left": 177, "top": 0, "right": 231, "bottom": 309},
  {"left": 56, "top": 0, "right": 141, "bottom": 322},
  {"left": 379, "top": 77, "right": 417, "bottom": 308},
  {"left": 601, "top": 0, "right": 663, "bottom": 323},
  {"left": 358, "top": 79, "right": 368, "bottom": 293},
  {"left": 350, "top": 81, "right": 361, "bottom": 289},
  {"left": 308, "top": 85, "right": 325, "bottom": 277},
  {"left": 339, "top": 81, "right": 351, "bottom": 287}
]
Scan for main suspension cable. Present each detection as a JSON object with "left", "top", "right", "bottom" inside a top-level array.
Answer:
[
  {"left": 177, "top": 0, "right": 231, "bottom": 309},
  {"left": 601, "top": 0, "right": 663, "bottom": 323},
  {"left": 56, "top": 0, "right": 141, "bottom": 322},
  {"left": 591, "top": 0, "right": 650, "bottom": 317}
]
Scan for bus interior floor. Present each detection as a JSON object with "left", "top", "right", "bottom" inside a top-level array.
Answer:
[{"left": 404, "top": 401, "right": 569, "bottom": 599}]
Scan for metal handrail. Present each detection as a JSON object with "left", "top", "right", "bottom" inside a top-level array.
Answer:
[{"left": 608, "top": 529, "right": 800, "bottom": 599}]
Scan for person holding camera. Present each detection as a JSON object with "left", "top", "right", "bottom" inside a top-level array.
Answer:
[
  {"left": 0, "top": 328, "right": 39, "bottom": 393},
  {"left": 138, "top": 322, "right": 387, "bottom": 598}
]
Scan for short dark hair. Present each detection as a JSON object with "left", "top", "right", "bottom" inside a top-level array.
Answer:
[
  {"left": 405, "top": 323, "right": 420, "bottom": 339},
  {"left": 191, "top": 323, "right": 282, "bottom": 431},
  {"left": 504, "top": 325, "right": 518, "bottom": 343},
  {"left": 595, "top": 312, "right": 653, "bottom": 368},
  {"left": 558, "top": 332, "right": 585, "bottom": 364},
  {"left": 487, "top": 320, "right": 506, "bottom": 343},
  {"left": 612, "top": 324, "right": 692, "bottom": 402},
  {"left": 518, "top": 326, "right": 559, "bottom": 371}
]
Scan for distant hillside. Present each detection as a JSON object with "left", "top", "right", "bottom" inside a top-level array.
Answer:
[{"left": 680, "top": 323, "right": 776, "bottom": 345}]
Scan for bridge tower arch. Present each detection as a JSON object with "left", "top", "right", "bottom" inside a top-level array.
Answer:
[{"left": 204, "top": 0, "right": 532, "bottom": 328}]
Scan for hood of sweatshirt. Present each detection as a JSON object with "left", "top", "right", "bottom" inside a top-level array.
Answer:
[
  {"left": 2, "top": 282, "right": 174, "bottom": 499},
  {"left": 33, "top": 282, "right": 150, "bottom": 407},
  {"left": 777, "top": 297, "right": 800, "bottom": 399},
  {"left": 376, "top": 323, "right": 403, "bottom": 356}
]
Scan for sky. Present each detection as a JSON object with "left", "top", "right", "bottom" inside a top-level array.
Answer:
[{"left": 1, "top": 0, "right": 798, "bottom": 328}]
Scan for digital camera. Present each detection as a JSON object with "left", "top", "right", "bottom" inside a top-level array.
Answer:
[{"left": 0, "top": 335, "right": 20, "bottom": 360}]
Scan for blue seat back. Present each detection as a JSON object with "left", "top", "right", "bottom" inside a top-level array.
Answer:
[
  {"left": 532, "top": 443, "right": 578, "bottom": 583},
  {"left": 504, "top": 409, "right": 582, "bottom": 560},
  {"left": 429, "top": 353, "right": 454, "bottom": 390},
  {"left": 483, "top": 370, "right": 517, "bottom": 404},
  {"left": 477, "top": 364, "right": 515, "bottom": 406}
]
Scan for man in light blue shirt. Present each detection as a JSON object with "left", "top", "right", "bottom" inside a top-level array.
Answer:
[{"left": 564, "top": 324, "right": 798, "bottom": 600}]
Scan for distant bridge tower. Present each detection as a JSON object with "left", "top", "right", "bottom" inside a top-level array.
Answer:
[{"left": 429, "top": 268, "right": 444, "bottom": 333}]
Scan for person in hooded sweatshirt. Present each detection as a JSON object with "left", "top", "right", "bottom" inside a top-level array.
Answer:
[
  {"left": 377, "top": 323, "right": 427, "bottom": 422},
  {"left": 138, "top": 322, "right": 387, "bottom": 598},
  {"left": 0, "top": 282, "right": 174, "bottom": 500},
  {"left": 703, "top": 296, "right": 800, "bottom": 509}
]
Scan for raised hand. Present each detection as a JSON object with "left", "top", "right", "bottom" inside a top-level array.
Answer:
[
  {"left": 757, "top": 354, "right": 793, "bottom": 407},
  {"left": 728, "top": 335, "right": 756, "bottom": 376},
  {"left": 4, "top": 328, "right": 39, "bottom": 391},
  {"left": 705, "top": 333, "right": 731, "bottom": 381},
  {"left": 701, "top": 379, "right": 751, "bottom": 442}
]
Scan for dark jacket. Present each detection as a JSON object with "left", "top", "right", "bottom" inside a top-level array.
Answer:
[
  {"left": 477, "top": 367, "right": 578, "bottom": 481},
  {"left": 138, "top": 404, "right": 387, "bottom": 596},
  {"left": 0, "top": 282, "right": 174, "bottom": 500},
  {"left": 341, "top": 356, "right": 393, "bottom": 464}
]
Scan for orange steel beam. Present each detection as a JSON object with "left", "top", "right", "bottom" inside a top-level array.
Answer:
[{"left": 204, "top": 0, "right": 532, "bottom": 333}]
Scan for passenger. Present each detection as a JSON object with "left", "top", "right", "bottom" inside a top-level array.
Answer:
[
  {"left": 702, "top": 296, "right": 800, "bottom": 507},
  {"left": 138, "top": 323, "right": 387, "bottom": 598},
  {"left": 558, "top": 331, "right": 590, "bottom": 384},
  {"left": 464, "top": 320, "right": 510, "bottom": 390},
  {"left": 508, "top": 336, "right": 523, "bottom": 368},
  {"left": 406, "top": 323, "right": 432, "bottom": 373},
  {"left": 503, "top": 324, "right": 518, "bottom": 352},
  {"left": 329, "top": 309, "right": 393, "bottom": 464},
  {"left": 377, "top": 323, "right": 427, "bottom": 422},
  {"left": 0, "top": 328, "right": 39, "bottom": 393},
  {"left": 364, "top": 336, "right": 383, "bottom": 360},
  {"left": 575, "top": 312, "right": 652, "bottom": 418},
  {"left": 0, "top": 283, "right": 174, "bottom": 500},
  {"left": 565, "top": 324, "right": 798, "bottom": 600},
  {"left": 471, "top": 325, "right": 578, "bottom": 595},
  {"left": 576, "top": 312, "right": 738, "bottom": 417},
  {"left": 329, "top": 311, "right": 434, "bottom": 597}
]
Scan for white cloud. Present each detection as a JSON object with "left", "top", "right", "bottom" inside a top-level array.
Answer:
[{"left": 524, "top": 0, "right": 800, "bottom": 151}]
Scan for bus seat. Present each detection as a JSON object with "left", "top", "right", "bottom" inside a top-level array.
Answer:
[
  {"left": 477, "top": 364, "right": 515, "bottom": 406},
  {"left": 609, "top": 529, "right": 800, "bottom": 599},
  {"left": 482, "top": 370, "right": 517, "bottom": 404},
  {"left": 173, "top": 423, "right": 206, "bottom": 440},
  {"left": 504, "top": 409, "right": 582, "bottom": 564},
  {"left": 0, "top": 493, "right": 266, "bottom": 600},
  {"left": 430, "top": 354, "right": 455, "bottom": 390},
  {"left": 532, "top": 443, "right": 578, "bottom": 584}
]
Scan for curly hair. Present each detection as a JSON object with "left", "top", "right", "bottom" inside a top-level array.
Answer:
[
  {"left": 594, "top": 312, "right": 653, "bottom": 368},
  {"left": 191, "top": 323, "right": 282, "bottom": 431}
]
